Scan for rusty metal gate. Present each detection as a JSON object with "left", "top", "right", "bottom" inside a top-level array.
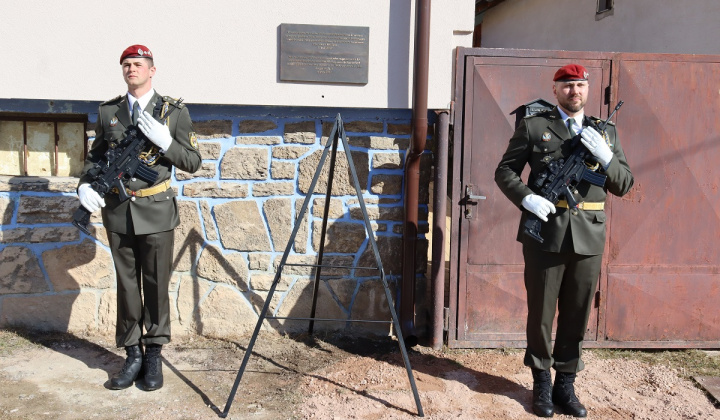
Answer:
[{"left": 449, "top": 48, "right": 720, "bottom": 349}]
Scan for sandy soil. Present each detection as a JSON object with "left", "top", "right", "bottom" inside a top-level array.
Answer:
[{"left": 0, "top": 330, "right": 718, "bottom": 419}]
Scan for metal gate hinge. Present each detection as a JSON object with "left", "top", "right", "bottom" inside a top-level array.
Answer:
[{"left": 443, "top": 307, "right": 450, "bottom": 331}]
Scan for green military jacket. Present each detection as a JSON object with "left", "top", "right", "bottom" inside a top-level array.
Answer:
[
  {"left": 494, "top": 107, "right": 634, "bottom": 255},
  {"left": 79, "top": 91, "right": 202, "bottom": 235}
]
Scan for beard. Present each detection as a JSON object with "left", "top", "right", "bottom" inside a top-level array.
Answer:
[{"left": 558, "top": 95, "right": 586, "bottom": 114}]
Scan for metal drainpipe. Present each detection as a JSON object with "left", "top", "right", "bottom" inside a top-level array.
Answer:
[
  {"left": 400, "top": 0, "right": 431, "bottom": 345},
  {"left": 430, "top": 109, "right": 449, "bottom": 350}
]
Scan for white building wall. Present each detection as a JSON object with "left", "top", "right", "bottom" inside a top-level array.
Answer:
[
  {"left": 0, "top": 0, "right": 474, "bottom": 109},
  {"left": 480, "top": 0, "right": 720, "bottom": 55}
]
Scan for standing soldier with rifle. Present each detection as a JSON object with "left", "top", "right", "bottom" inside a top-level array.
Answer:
[
  {"left": 76, "top": 44, "right": 202, "bottom": 391},
  {"left": 494, "top": 64, "right": 634, "bottom": 417}
]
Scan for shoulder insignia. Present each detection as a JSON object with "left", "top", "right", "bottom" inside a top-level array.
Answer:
[
  {"left": 162, "top": 96, "right": 185, "bottom": 109},
  {"left": 100, "top": 95, "right": 123, "bottom": 106},
  {"left": 189, "top": 132, "right": 199, "bottom": 149}
]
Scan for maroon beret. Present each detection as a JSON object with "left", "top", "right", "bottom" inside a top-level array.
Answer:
[
  {"left": 119, "top": 45, "right": 153, "bottom": 64},
  {"left": 553, "top": 64, "right": 589, "bottom": 82}
]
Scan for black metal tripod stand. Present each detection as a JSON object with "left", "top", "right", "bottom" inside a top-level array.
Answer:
[{"left": 221, "top": 113, "right": 424, "bottom": 417}]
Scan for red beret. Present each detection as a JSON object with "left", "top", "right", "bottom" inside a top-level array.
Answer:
[
  {"left": 553, "top": 64, "right": 589, "bottom": 82},
  {"left": 119, "top": 45, "right": 153, "bottom": 64}
]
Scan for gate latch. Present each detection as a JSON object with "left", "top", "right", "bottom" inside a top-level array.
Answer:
[{"left": 463, "top": 185, "right": 486, "bottom": 219}]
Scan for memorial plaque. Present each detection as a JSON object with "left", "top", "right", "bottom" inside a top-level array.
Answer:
[{"left": 279, "top": 23, "right": 369, "bottom": 84}]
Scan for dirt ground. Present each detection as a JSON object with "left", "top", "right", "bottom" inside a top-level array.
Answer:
[{"left": 0, "top": 329, "right": 719, "bottom": 420}]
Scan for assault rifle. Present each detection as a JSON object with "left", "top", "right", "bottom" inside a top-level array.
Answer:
[
  {"left": 523, "top": 101, "right": 623, "bottom": 243},
  {"left": 72, "top": 99, "right": 183, "bottom": 235}
]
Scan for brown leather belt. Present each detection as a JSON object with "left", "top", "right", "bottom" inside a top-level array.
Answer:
[
  {"left": 556, "top": 199, "right": 604, "bottom": 211},
  {"left": 125, "top": 179, "right": 171, "bottom": 198}
]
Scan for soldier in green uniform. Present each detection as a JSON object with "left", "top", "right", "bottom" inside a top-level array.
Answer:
[
  {"left": 494, "top": 64, "right": 634, "bottom": 417},
  {"left": 77, "top": 44, "right": 202, "bottom": 391}
]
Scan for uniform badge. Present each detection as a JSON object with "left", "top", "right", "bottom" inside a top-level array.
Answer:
[
  {"left": 189, "top": 132, "right": 198, "bottom": 149},
  {"left": 541, "top": 132, "right": 551, "bottom": 141},
  {"left": 110, "top": 117, "right": 118, "bottom": 127}
]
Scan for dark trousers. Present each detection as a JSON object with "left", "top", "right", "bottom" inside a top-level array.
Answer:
[
  {"left": 522, "top": 242, "right": 602, "bottom": 373},
  {"left": 108, "top": 229, "right": 174, "bottom": 348}
]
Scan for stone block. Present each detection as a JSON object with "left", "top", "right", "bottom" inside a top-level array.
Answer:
[
  {"left": 350, "top": 279, "right": 395, "bottom": 335},
  {"left": 370, "top": 174, "right": 403, "bottom": 196},
  {"left": 173, "top": 201, "right": 204, "bottom": 272},
  {"left": 312, "top": 198, "right": 345, "bottom": 219},
  {"left": 176, "top": 162, "right": 216, "bottom": 180},
  {"left": 349, "top": 205, "right": 404, "bottom": 221},
  {"left": 43, "top": 239, "right": 114, "bottom": 291},
  {"left": 344, "top": 120, "right": 383, "bottom": 133},
  {"left": 215, "top": 201, "right": 272, "bottom": 251},
  {"left": 312, "top": 221, "right": 367, "bottom": 254},
  {"left": 248, "top": 253, "right": 271, "bottom": 271},
  {"left": 250, "top": 273, "right": 293, "bottom": 291},
  {"left": 200, "top": 201, "right": 218, "bottom": 241},
  {"left": 220, "top": 147, "right": 268, "bottom": 180},
  {"left": 271, "top": 161, "right": 295, "bottom": 179},
  {"left": 272, "top": 145, "right": 311, "bottom": 159},
  {"left": 284, "top": 121, "right": 316, "bottom": 144},
  {"left": 193, "top": 120, "right": 233, "bottom": 138},
  {"left": 349, "top": 136, "right": 409, "bottom": 150},
  {"left": 356, "top": 236, "right": 403, "bottom": 277},
  {"left": 0, "top": 292, "right": 98, "bottom": 334},
  {"left": 0, "top": 246, "right": 47, "bottom": 294},
  {"left": 372, "top": 152, "right": 403, "bottom": 169},
  {"left": 196, "top": 246, "right": 249, "bottom": 290},
  {"left": 98, "top": 290, "right": 117, "bottom": 338},
  {"left": 196, "top": 286, "right": 258, "bottom": 339},
  {"left": 239, "top": 120, "right": 278, "bottom": 133},
  {"left": 294, "top": 199, "right": 309, "bottom": 254},
  {"left": 199, "top": 142, "right": 221, "bottom": 159},
  {"left": 387, "top": 123, "right": 412, "bottom": 135},
  {"left": 263, "top": 198, "right": 292, "bottom": 251},
  {"left": 17, "top": 196, "right": 78, "bottom": 224},
  {"left": 298, "top": 150, "right": 369, "bottom": 195},
  {"left": 273, "top": 279, "right": 346, "bottom": 332},
  {"left": 252, "top": 182, "right": 294, "bottom": 197},
  {"left": 176, "top": 275, "right": 213, "bottom": 331},
  {"left": 0, "top": 197, "right": 13, "bottom": 225},
  {"left": 235, "top": 136, "right": 282, "bottom": 145},
  {"left": 1, "top": 226, "right": 80, "bottom": 243},
  {"left": 183, "top": 182, "right": 249, "bottom": 198}
]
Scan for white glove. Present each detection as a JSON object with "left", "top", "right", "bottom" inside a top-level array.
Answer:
[
  {"left": 138, "top": 111, "right": 173, "bottom": 151},
  {"left": 78, "top": 183, "right": 105, "bottom": 213},
  {"left": 580, "top": 126, "right": 613, "bottom": 167},
  {"left": 521, "top": 194, "right": 556, "bottom": 222}
]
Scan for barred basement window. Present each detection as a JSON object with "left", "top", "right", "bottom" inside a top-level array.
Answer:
[
  {"left": 0, "top": 114, "right": 87, "bottom": 177},
  {"left": 597, "top": 0, "right": 613, "bottom": 14}
]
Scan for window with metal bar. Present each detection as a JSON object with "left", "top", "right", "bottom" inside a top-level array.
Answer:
[{"left": 0, "top": 114, "right": 87, "bottom": 177}]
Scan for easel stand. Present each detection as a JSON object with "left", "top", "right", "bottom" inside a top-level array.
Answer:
[{"left": 221, "top": 114, "right": 424, "bottom": 417}]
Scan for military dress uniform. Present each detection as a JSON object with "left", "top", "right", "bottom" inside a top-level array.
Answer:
[
  {"left": 495, "top": 106, "right": 633, "bottom": 373},
  {"left": 79, "top": 91, "right": 202, "bottom": 348}
]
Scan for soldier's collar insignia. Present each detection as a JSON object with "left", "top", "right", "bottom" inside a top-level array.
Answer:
[
  {"left": 110, "top": 117, "right": 118, "bottom": 127},
  {"left": 542, "top": 132, "right": 551, "bottom": 141}
]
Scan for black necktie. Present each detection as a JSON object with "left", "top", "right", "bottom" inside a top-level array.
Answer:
[{"left": 132, "top": 101, "right": 141, "bottom": 125}]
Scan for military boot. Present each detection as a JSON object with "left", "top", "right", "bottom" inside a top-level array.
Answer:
[
  {"left": 109, "top": 344, "right": 143, "bottom": 390},
  {"left": 552, "top": 372, "right": 587, "bottom": 417},
  {"left": 531, "top": 368, "right": 554, "bottom": 417},
  {"left": 142, "top": 344, "right": 164, "bottom": 391}
]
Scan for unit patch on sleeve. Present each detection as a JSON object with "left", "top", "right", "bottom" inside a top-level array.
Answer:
[{"left": 189, "top": 132, "right": 198, "bottom": 149}]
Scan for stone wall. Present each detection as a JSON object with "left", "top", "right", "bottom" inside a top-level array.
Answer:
[{"left": 0, "top": 107, "right": 431, "bottom": 341}]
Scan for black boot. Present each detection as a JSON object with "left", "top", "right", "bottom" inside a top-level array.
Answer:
[
  {"left": 109, "top": 344, "right": 143, "bottom": 390},
  {"left": 552, "top": 372, "right": 587, "bottom": 417},
  {"left": 531, "top": 368, "right": 554, "bottom": 417},
  {"left": 142, "top": 344, "right": 163, "bottom": 391}
]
